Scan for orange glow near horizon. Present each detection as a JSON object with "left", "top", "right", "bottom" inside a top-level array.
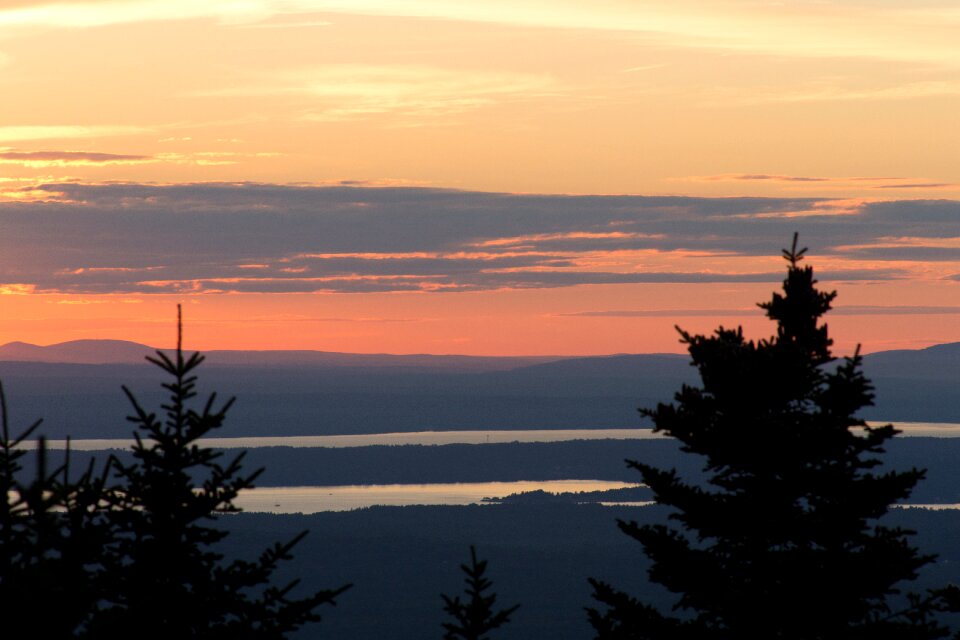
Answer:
[{"left": 2, "top": 278, "right": 959, "bottom": 357}]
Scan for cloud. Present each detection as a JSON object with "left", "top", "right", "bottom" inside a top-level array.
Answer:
[
  {"left": 719, "top": 80, "right": 960, "bottom": 106},
  {"left": 0, "top": 149, "right": 280, "bottom": 169},
  {"left": 698, "top": 174, "right": 832, "bottom": 183},
  {"left": 830, "top": 305, "right": 960, "bottom": 315},
  {"left": 45, "top": 272, "right": 771, "bottom": 295},
  {"left": 561, "top": 309, "right": 757, "bottom": 318},
  {"left": 839, "top": 246, "right": 960, "bottom": 261},
  {"left": 873, "top": 183, "right": 956, "bottom": 190},
  {"left": 0, "top": 0, "right": 270, "bottom": 30},
  {"left": 682, "top": 175, "right": 960, "bottom": 197},
  {"left": 563, "top": 305, "right": 960, "bottom": 318},
  {"left": 197, "top": 64, "right": 557, "bottom": 123},
  {"left": 289, "top": 2, "right": 960, "bottom": 67},
  {"left": 0, "top": 125, "right": 150, "bottom": 143},
  {"left": 243, "top": 314, "right": 419, "bottom": 323},
  {"left": 0, "top": 150, "right": 151, "bottom": 167},
  {"left": 153, "top": 151, "right": 281, "bottom": 166},
  {"left": 50, "top": 297, "right": 142, "bottom": 305},
  {"left": 688, "top": 174, "right": 958, "bottom": 190},
  {"left": 6, "top": 0, "right": 959, "bottom": 68},
  {"left": 227, "top": 17, "right": 333, "bottom": 29},
  {"left": 0, "top": 182, "right": 953, "bottom": 295},
  {"left": 472, "top": 232, "right": 664, "bottom": 248}
]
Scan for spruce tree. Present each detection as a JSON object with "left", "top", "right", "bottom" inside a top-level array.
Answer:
[
  {"left": 85, "top": 308, "right": 349, "bottom": 638},
  {"left": 441, "top": 546, "right": 519, "bottom": 640},
  {"left": 589, "top": 235, "right": 959, "bottom": 639},
  {"left": 0, "top": 385, "right": 111, "bottom": 637}
]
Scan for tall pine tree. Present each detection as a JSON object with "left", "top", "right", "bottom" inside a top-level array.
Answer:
[
  {"left": 589, "top": 235, "right": 959, "bottom": 640},
  {"left": 85, "top": 307, "right": 349, "bottom": 638},
  {"left": 1, "top": 310, "right": 349, "bottom": 638}
]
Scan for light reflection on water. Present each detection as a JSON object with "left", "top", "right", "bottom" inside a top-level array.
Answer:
[
  {"left": 45, "top": 429, "right": 660, "bottom": 451},
  {"left": 232, "top": 479, "right": 639, "bottom": 513},
  {"left": 894, "top": 504, "right": 960, "bottom": 511},
  {"left": 43, "top": 422, "right": 960, "bottom": 451},
  {"left": 33, "top": 423, "right": 960, "bottom": 514},
  {"left": 229, "top": 483, "right": 960, "bottom": 514},
  {"left": 880, "top": 422, "right": 960, "bottom": 437}
]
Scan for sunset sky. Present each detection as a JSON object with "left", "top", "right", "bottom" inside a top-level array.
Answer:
[{"left": 1, "top": 0, "right": 959, "bottom": 355}]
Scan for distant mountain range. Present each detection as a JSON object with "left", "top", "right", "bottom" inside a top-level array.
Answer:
[
  {"left": 0, "top": 339, "right": 957, "bottom": 438},
  {"left": 0, "top": 340, "right": 160, "bottom": 365},
  {"left": 4, "top": 338, "right": 958, "bottom": 373},
  {"left": 0, "top": 339, "right": 558, "bottom": 372}
]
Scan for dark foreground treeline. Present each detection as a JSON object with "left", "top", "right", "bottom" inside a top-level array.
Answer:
[
  {"left": 38, "top": 437, "right": 960, "bottom": 503},
  {"left": 220, "top": 504, "right": 960, "bottom": 640}
]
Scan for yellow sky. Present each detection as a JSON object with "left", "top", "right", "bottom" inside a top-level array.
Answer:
[
  {"left": 1, "top": 1, "right": 959, "bottom": 354},
  {"left": 1, "top": 0, "right": 958, "bottom": 196}
]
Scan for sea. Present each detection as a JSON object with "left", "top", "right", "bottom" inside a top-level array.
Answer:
[{"left": 38, "top": 422, "right": 960, "bottom": 513}]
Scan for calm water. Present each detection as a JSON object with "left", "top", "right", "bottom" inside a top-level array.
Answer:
[
  {"left": 39, "top": 423, "right": 960, "bottom": 514},
  {"left": 232, "top": 479, "right": 639, "bottom": 513},
  {"left": 230, "top": 483, "right": 960, "bottom": 514},
  {"left": 47, "top": 428, "right": 656, "bottom": 450},
  {"left": 896, "top": 504, "right": 960, "bottom": 511},
  {"left": 46, "top": 422, "right": 960, "bottom": 451}
]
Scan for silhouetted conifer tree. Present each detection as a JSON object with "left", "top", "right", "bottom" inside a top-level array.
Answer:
[
  {"left": 441, "top": 546, "right": 519, "bottom": 640},
  {"left": 82, "top": 307, "right": 349, "bottom": 638},
  {"left": 0, "top": 385, "right": 112, "bottom": 637},
  {"left": 589, "top": 235, "right": 960, "bottom": 640}
]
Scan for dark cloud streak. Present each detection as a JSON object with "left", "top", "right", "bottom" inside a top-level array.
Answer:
[
  {"left": 0, "top": 151, "right": 150, "bottom": 164},
  {"left": 563, "top": 305, "right": 960, "bottom": 318},
  {"left": 0, "top": 183, "right": 955, "bottom": 294}
]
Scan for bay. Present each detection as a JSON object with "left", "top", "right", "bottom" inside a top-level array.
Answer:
[
  {"left": 230, "top": 482, "right": 960, "bottom": 514},
  {"left": 46, "top": 428, "right": 658, "bottom": 451},
  {"left": 44, "top": 421, "right": 960, "bottom": 451},
  {"left": 232, "top": 479, "right": 640, "bottom": 513}
]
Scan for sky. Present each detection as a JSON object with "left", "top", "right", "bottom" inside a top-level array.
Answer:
[{"left": 0, "top": 0, "right": 959, "bottom": 355}]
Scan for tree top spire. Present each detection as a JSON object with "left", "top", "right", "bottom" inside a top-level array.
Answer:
[{"left": 782, "top": 231, "right": 807, "bottom": 266}]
